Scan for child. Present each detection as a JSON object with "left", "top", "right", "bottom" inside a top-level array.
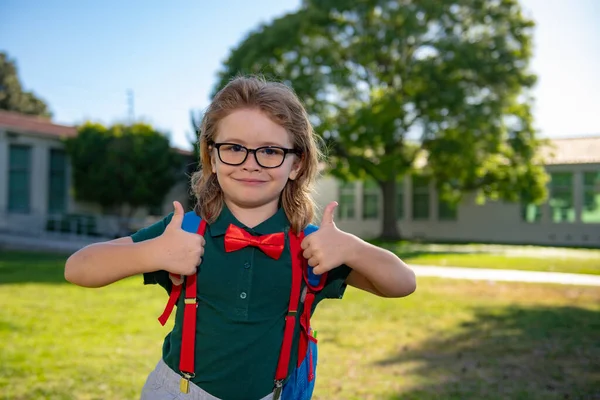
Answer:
[{"left": 65, "top": 76, "right": 416, "bottom": 400}]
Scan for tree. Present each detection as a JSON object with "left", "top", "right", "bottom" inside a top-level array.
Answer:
[
  {"left": 213, "top": 0, "right": 549, "bottom": 239},
  {"left": 0, "top": 52, "right": 51, "bottom": 117},
  {"left": 65, "top": 122, "right": 183, "bottom": 234}
]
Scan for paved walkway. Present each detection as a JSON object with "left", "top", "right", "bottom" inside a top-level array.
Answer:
[{"left": 411, "top": 265, "right": 600, "bottom": 286}]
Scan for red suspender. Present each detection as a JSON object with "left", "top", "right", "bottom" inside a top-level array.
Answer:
[
  {"left": 273, "top": 230, "right": 304, "bottom": 395},
  {"left": 158, "top": 277, "right": 182, "bottom": 326},
  {"left": 180, "top": 219, "right": 206, "bottom": 390},
  {"left": 156, "top": 219, "right": 206, "bottom": 393}
]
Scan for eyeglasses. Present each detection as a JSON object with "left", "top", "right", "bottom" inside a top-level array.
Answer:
[{"left": 211, "top": 142, "right": 301, "bottom": 169}]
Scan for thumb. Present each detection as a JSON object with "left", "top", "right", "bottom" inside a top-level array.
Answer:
[
  {"left": 320, "top": 201, "right": 338, "bottom": 226},
  {"left": 168, "top": 201, "right": 184, "bottom": 228}
]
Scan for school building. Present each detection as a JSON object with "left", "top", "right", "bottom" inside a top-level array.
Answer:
[
  {"left": 314, "top": 137, "right": 600, "bottom": 248},
  {"left": 1, "top": 110, "right": 599, "bottom": 248},
  {"left": 0, "top": 110, "right": 191, "bottom": 239}
]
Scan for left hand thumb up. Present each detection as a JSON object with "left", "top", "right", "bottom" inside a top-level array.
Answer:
[{"left": 320, "top": 201, "right": 338, "bottom": 227}]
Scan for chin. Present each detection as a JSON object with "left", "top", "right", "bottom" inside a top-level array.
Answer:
[{"left": 225, "top": 192, "right": 278, "bottom": 209}]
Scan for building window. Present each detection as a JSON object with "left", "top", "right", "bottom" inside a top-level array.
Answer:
[
  {"left": 396, "top": 179, "right": 404, "bottom": 220},
  {"left": 438, "top": 199, "right": 458, "bottom": 221},
  {"left": 362, "top": 180, "right": 379, "bottom": 219},
  {"left": 582, "top": 171, "right": 600, "bottom": 223},
  {"left": 48, "top": 149, "right": 67, "bottom": 214},
  {"left": 8, "top": 145, "right": 32, "bottom": 213},
  {"left": 521, "top": 203, "right": 542, "bottom": 223},
  {"left": 549, "top": 172, "right": 575, "bottom": 223},
  {"left": 412, "top": 176, "right": 430, "bottom": 220},
  {"left": 337, "top": 181, "right": 356, "bottom": 220}
]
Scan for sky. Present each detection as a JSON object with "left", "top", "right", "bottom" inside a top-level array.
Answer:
[{"left": 1, "top": 0, "right": 599, "bottom": 151}]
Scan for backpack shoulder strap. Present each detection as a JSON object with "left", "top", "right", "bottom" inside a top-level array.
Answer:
[
  {"left": 181, "top": 211, "right": 202, "bottom": 233},
  {"left": 303, "top": 223, "right": 319, "bottom": 236},
  {"left": 302, "top": 224, "right": 326, "bottom": 291}
]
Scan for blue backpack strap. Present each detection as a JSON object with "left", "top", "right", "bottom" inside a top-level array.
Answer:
[
  {"left": 302, "top": 224, "right": 323, "bottom": 289},
  {"left": 181, "top": 211, "right": 202, "bottom": 233}
]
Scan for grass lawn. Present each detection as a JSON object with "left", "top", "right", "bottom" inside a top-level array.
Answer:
[
  {"left": 374, "top": 242, "right": 600, "bottom": 275},
  {"left": 1, "top": 251, "right": 599, "bottom": 400}
]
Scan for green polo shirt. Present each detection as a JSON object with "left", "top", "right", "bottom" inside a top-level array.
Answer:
[{"left": 132, "top": 206, "right": 351, "bottom": 400}]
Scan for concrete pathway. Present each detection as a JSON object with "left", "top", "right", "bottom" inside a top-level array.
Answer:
[{"left": 411, "top": 265, "right": 600, "bottom": 286}]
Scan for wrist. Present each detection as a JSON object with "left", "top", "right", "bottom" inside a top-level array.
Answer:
[
  {"left": 343, "top": 232, "right": 364, "bottom": 267},
  {"left": 136, "top": 238, "right": 163, "bottom": 273}
]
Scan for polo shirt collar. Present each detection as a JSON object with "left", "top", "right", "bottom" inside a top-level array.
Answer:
[{"left": 208, "top": 204, "right": 290, "bottom": 237}]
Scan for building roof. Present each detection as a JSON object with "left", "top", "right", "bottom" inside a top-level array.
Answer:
[
  {"left": 541, "top": 136, "right": 600, "bottom": 165},
  {"left": 0, "top": 110, "right": 77, "bottom": 138}
]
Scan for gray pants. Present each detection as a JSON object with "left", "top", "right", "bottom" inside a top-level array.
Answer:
[{"left": 140, "top": 359, "right": 274, "bottom": 400}]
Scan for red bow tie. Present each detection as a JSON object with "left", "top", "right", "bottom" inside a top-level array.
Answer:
[{"left": 224, "top": 224, "right": 285, "bottom": 260}]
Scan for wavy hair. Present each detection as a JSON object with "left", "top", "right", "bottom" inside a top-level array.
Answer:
[{"left": 190, "top": 76, "right": 322, "bottom": 233}]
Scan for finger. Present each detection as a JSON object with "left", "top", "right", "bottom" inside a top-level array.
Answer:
[
  {"left": 168, "top": 201, "right": 185, "bottom": 228},
  {"left": 312, "top": 264, "right": 326, "bottom": 275},
  {"left": 302, "top": 248, "right": 313, "bottom": 260},
  {"left": 183, "top": 266, "right": 197, "bottom": 276},
  {"left": 300, "top": 236, "right": 310, "bottom": 250},
  {"left": 169, "top": 273, "right": 183, "bottom": 286},
  {"left": 308, "top": 256, "right": 319, "bottom": 269},
  {"left": 320, "top": 201, "right": 338, "bottom": 226}
]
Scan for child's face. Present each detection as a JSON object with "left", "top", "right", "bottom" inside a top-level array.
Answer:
[{"left": 211, "top": 108, "right": 302, "bottom": 211}]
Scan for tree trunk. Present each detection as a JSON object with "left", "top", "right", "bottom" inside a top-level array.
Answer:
[{"left": 379, "top": 179, "right": 401, "bottom": 241}]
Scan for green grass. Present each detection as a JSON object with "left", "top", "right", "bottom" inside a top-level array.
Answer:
[
  {"left": 374, "top": 242, "right": 600, "bottom": 275},
  {"left": 1, "top": 251, "right": 599, "bottom": 400}
]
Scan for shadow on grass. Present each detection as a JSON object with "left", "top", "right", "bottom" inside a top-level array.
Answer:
[
  {"left": 0, "top": 251, "right": 69, "bottom": 285},
  {"left": 380, "top": 306, "right": 600, "bottom": 400}
]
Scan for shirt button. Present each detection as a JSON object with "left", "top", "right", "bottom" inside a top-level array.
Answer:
[
  {"left": 240, "top": 292, "right": 247, "bottom": 299},
  {"left": 244, "top": 262, "right": 251, "bottom": 269}
]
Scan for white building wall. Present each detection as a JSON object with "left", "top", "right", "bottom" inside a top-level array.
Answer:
[
  {"left": 0, "top": 130, "right": 9, "bottom": 227},
  {"left": 0, "top": 129, "right": 64, "bottom": 233}
]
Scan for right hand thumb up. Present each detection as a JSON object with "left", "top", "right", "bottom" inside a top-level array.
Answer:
[{"left": 167, "top": 201, "right": 184, "bottom": 229}]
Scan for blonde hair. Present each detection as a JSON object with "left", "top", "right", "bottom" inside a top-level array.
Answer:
[{"left": 191, "top": 76, "right": 322, "bottom": 233}]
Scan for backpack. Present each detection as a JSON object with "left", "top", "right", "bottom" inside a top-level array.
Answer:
[{"left": 156, "top": 211, "right": 327, "bottom": 400}]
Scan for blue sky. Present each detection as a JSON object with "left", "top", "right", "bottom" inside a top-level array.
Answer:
[{"left": 2, "top": 0, "right": 599, "bottom": 150}]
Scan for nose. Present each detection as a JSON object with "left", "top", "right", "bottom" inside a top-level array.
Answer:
[{"left": 241, "top": 150, "right": 261, "bottom": 171}]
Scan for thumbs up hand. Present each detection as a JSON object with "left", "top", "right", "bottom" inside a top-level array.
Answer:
[
  {"left": 155, "top": 201, "right": 205, "bottom": 277},
  {"left": 300, "top": 201, "right": 358, "bottom": 275}
]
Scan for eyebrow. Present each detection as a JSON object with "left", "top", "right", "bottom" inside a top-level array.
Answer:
[{"left": 217, "top": 138, "right": 290, "bottom": 148}]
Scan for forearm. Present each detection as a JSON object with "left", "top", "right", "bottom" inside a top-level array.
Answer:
[
  {"left": 64, "top": 237, "right": 160, "bottom": 288},
  {"left": 345, "top": 235, "right": 416, "bottom": 298}
]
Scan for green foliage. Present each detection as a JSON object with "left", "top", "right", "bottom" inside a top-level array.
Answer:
[
  {"left": 64, "top": 122, "right": 183, "bottom": 215},
  {"left": 0, "top": 52, "right": 51, "bottom": 116},
  {"left": 214, "top": 0, "right": 549, "bottom": 238}
]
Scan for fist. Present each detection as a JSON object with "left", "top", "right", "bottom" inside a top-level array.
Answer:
[{"left": 156, "top": 201, "right": 205, "bottom": 277}]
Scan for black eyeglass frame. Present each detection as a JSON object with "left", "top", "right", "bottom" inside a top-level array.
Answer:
[{"left": 209, "top": 141, "right": 302, "bottom": 169}]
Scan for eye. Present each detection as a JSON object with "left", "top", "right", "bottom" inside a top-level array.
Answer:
[
  {"left": 259, "top": 147, "right": 284, "bottom": 157},
  {"left": 222, "top": 144, "right": 245, "bottom": 152}
]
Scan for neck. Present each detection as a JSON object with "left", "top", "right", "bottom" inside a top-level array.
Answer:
[{"left": 224, "top": 198, "right": 279, "bottom": 228}]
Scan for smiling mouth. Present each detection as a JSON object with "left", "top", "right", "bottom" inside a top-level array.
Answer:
[{"left": 234, "top": 178, "right": 267, "bottom": 184}]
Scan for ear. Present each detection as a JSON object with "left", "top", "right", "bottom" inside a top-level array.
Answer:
[
  {"left": 288, "top": 154, "right": 303, "bottom": 181},
  {"left": 210, "top": 145, "right": 217, "bottom": 173}
]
